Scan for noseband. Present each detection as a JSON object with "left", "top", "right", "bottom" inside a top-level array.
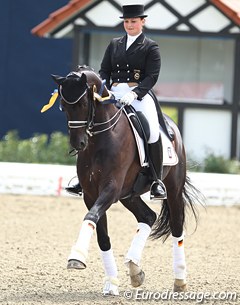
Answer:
[{"left": 60, "top": 73, "right": 123, "bottom": 137}]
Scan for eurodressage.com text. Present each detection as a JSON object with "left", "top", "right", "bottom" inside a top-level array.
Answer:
[{"left": 123, "top": 289, "right": 238, "bottom": 303}]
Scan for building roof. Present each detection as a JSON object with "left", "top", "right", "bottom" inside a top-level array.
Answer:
[
  {"left": 211, "top": 0, "right": 240, "bottom": 25},
  {"left": 31, "top": 0, "right": 92, "bottom": 38},
  {"left": 31, "top": 0, "right": 240, "bottom": 38}
]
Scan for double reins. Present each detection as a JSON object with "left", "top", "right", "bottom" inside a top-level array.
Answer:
[{"left": 59, "top": 73, "right": 123, "bottom": 137}]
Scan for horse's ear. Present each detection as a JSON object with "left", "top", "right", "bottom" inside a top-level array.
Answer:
[
  {"left": 80, "top": 73, "right": 87, "bottom": 83},
  {"left": 51, "top": 74, "right": 66, "bottom": 85}
]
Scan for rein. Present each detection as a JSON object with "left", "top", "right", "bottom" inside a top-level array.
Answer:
[{"left": 68, "top": 106, "right": 123, "bottom": 137}]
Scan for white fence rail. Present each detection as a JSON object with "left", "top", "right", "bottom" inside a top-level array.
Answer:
[
  {"left": 0, "top": 162, "right": 75, "bottom": 197},
  {"left": 0, "top": 162, "right": 239, "bottom": 205}
]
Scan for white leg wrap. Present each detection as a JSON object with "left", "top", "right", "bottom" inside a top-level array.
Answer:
[
  {"left": 101, "top": 248, "right": 119, "bottom": 296},
  {"left": 172, "top": 232, "right": 187, "bottom": 281},
  {"left": 102, "top": 276, "right": 119, "bottom": 296},
  {"left": 125, "top": 222, "right": 151, "bottom": 266},
  {"left": 101, "top": 249, "right": 118, "bottom": 278},
  {"left": 68, "top": 220, "right": 96, "bottom": 265}
]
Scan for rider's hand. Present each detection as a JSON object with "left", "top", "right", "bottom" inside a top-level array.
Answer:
[{"left": 120, "top": 91, "right": 138, "bottom": 105}]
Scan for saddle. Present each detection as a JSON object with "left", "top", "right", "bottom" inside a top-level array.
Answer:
[
  {"left": 123, "top": 101, "right": 177, "bottom": 196},
  {"left": 123, "top": 92, "right": 178, "bottom": 168},
  {"left": 125, "top": 92, "right": 174, "bottom": 144}
]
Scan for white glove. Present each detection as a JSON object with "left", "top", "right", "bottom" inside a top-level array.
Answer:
[{"left": 120, "top": 91, "right": 138, "bottom": 105}]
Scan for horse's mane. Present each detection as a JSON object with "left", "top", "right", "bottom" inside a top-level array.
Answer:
[
  {"left": 76, "top": 65, "right": 102, "bottom": 80},
  {"left": 76, "top": 65, "right": 95, "bottom": 74}
]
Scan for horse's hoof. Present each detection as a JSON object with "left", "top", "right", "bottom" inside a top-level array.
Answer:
[
  {"left": 102, "top": 277, "right": 119, "bottom": 296},
  {"left": 67, "top": 259, "right": 86, "bottom": 270},
  {"left": 130, "top": 270, "right": 145, "bottom": 287},
  {"left": 173, "top": 279, "right": 187, "bottom": 292}
]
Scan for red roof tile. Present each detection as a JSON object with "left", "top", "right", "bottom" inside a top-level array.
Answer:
[{"left": 31, "top": 0, "right": 92, "bottom": 37}]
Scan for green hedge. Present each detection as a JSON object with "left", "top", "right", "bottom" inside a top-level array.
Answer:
[
  {"left": 0, "top": 130, "right": 75, "bottom": 165},
  {"left": 188, "top": 152, "right": 240, "bottom": 174},
  {"left": 1, "top": 130, "right": 240, "bottom": 173}
]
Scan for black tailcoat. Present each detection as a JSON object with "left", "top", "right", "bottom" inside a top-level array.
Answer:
[{"left": 99, "top": 33, "right": 161, "bottom": 100}]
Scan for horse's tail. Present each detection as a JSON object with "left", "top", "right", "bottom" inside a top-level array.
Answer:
[{"left": 150, "top": 175, "right": 203, "bottom": 241}]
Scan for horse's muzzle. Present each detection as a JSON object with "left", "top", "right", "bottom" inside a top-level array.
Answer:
[{"left": 70, "top": 132, "right": 88, "bottom": 151}]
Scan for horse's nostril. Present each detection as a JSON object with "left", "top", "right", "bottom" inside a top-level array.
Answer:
[{"left": 77, "top": 141, "right": 87, "bottom": 151}]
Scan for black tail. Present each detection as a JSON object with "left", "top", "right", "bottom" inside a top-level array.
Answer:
[{"left": 150, "top": 175, "right": 204, "bottom": 241}]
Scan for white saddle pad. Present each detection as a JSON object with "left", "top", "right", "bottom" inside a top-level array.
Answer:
[{"left": 126, "top": 111, "right": 178, "bottom": 167}]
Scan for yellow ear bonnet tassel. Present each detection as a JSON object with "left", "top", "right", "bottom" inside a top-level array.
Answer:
[{"left": 41, "top": 89, "right": 59, "bottom": 113}]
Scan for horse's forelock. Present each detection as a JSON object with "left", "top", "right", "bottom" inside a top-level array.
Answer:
[{"left": 67, "top": 71, "right": 82, "bottom": 79}]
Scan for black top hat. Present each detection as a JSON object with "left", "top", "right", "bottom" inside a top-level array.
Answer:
[{"left": 120, "top": 4, "right": 148, "bottom": 19}]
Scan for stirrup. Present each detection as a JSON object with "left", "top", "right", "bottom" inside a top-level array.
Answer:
[
  {"left": 150, "top": 179, "right": 167, "bottom": 200},
  {"left": 65, "top": 182, "right": 82, "bottom": 196}
]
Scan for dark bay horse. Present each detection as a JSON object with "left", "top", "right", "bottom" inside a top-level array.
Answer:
[{"left": 51, "top": 65, "right": 199, "bottom": 295}]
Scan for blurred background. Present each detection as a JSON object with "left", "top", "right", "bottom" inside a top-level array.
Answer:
[
  {"left": 0, "top": 0, "right": 240, "bottom": 172},
  {"left": 0, "top": 0, "right": 71, "bottom": 139}
]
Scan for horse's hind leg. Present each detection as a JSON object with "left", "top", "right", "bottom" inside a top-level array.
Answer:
[
  {"left": 168, "top": 191, "right": 187, "bottom": 292},
  {"left": 96, "top": 213, "right": 119, "bottom": 296},
  {"left": 121, "top": 196, "right": 156, "bottom": 287}
]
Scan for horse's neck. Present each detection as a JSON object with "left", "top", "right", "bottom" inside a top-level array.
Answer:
[
  {"left": 95, "top": 103, "right": 118, "bottom": 121},
  {"left": 84, "top": 70, "right": 109, "bottom": 98},
  {"left": 82, "top": 69, "right": 117, "bottom": 119}
]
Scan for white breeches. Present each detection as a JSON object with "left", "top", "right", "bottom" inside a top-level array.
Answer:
[{"left": 111, "top": 83, "right": 160, "bottom": 143}]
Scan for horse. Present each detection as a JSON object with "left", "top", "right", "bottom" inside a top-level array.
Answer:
[{"left": 50, "top": 65, "right": 199, "bottom": 295}]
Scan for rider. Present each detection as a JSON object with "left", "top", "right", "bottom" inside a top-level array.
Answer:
[{"left": 66, "top": 4, "right": 167, "bottom": 199}]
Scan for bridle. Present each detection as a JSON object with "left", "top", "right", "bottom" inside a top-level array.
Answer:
[{"left": 59, "top": 72, "right": 123, "bottom": 137}]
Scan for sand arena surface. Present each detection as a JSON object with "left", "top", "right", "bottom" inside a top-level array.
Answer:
[{"left": 0, "top": 194, "right": 239, "bottom": 305}]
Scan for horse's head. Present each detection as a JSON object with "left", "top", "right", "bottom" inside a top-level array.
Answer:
[{"left": 52, "top": 68, "right": 96, "bottom": 151}]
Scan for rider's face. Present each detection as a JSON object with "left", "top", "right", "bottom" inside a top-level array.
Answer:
[{"left": 123, "top": 18, "right": 145, "bottom": 36}]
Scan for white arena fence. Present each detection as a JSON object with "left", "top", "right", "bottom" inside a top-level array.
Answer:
[{"left": 0, "top": 162, "right": 239, "bottom": 206}]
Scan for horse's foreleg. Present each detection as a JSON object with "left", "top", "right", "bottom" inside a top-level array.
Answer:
[
  {"left": 126, "top": 222, "right": 151, "bottom": 287},
  {"left": 67, "top": 187, "right": 117, "bottom": 271},
  {"left": 67, "top": 194, "right": 97, "bottom": 270},
  {"left": 97, "top": 213, "right": 119, "bottom": 296},
  {"left": 125, "top": 223, "right": 151, "bottom": 266},
  {"left": 67, "top": 219, "right": 96, "bottom": 269},
  {"left": 101, "top": 250, "right": 119, "bottom": 296},
  {"left": 121, "top": 197, "right": 156, "bottom": 287}
]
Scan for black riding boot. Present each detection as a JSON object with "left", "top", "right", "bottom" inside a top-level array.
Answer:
[
  {"left": 65, "top": 182, "right": 82, "bottom": 196},
  {"left": 148, "top": 137, "right": 167, "bottom": 200}
]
